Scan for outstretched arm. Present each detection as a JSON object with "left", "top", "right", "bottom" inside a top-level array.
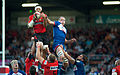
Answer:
[
  {"left": 47, "top": 17, "right": 55, "bottom": 25},
  {"left": 36, "top": 42, "right": 44, "bottom": 64},
  {"left": 40, "top": 12, "right": 54, "bottom": 25},
  {"left": 60, "top": 45, "right": 75, "bottom": 64},
  {"left": 41, "top": 12, "right": 47, "bottom": 27},
  {"left": 65, "top": 38, "right": 76, "bottom": 44}
]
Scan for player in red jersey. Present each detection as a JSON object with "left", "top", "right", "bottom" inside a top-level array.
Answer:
[
  {"left": 28, "top": 5, "right": 49, "bottom": 59},
  {"left": 112, "top": 59, "right": 120, "bottom": 75},
  {"left": 36, "top": 41, "right": 58, "bottom": 75},
  {"left": 25, "top": 37, "right": 39, "bottom": 75}
]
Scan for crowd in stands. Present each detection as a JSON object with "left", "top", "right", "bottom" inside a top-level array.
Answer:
[{"left": 0, "top": 26, "right": 120, "bottom": 75}]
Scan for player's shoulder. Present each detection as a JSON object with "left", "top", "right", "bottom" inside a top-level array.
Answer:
[
  {"left": 18, "top": 70, "right": 26, "bottom": 74},
  {"left": 55, "top": 60, "right": 58, "bottom": 63},
  {"left": 55, "top": 21, "right": 60, "bottom": 23},
  {"left": 29, "top": 14, "right": 34, "bottom": 18},
  {"left": 54, "top": 21, "right": 61, "bottom": 26},
  {"left": 75, "top": 60, "right": 84, "bottom": 65},
  {"left": 53, "top": 60, "right": 58, "bottom": 65},
  {"left": 44, "top": 13, "right": 47, "bottom": 16}
]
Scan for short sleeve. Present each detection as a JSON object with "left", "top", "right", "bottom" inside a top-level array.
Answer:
[
  {"left": 28, "top": 15, "right": 33, "bottom": 23},
  {"left": 54, "top": 21, "right": 59, "bottom": 26}
]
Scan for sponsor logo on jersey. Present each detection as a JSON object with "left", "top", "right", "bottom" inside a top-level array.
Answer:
[{"left": 50, "top": 66, "right": 58, "bottom": 70}]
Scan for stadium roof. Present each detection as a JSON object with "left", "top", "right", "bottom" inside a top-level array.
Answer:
[{"left": 1, "top": 0, "right": 120, "bottom": 14}]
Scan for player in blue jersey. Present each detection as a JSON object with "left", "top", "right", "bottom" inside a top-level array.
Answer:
[
  {"left": 60, "top": 45, "right": 88, "bottom": 75},
  {"left": 8, "top": 60, "right": 26, "bottom": 75},
  {"left": 46, "top": 16, "right": 76, "bottom": 75}
]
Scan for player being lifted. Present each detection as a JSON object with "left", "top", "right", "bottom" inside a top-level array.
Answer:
[
  {"left": 28, "top": 5, "right": 49, "bottom": 59},
  {"left": 45, "top": 16, "right": 76, "bottom": 75}
]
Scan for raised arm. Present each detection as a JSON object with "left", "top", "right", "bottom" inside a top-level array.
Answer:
[
  {"left": 41, "top": 12, "right": 47, "bottom": 27},
  {"left": 60, "top": 45, "right": 75, "bottom": 64},
  {"left": 31, "top": 37, "right": 36, "bottom": 55},
  {"left": 36, "top": 42, "right": 44, "bottom": 64},
  {"left": 40, "top": 12, "right": 54, "bottom": 25},
  {"left": 43, "top": 17, "right": 47, "bottom": 27},
  {"left": 47, "top": 17, "right": 55, "bottom": 25}
]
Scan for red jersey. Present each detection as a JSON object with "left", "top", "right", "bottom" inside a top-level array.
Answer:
[
  {"left": 112, "top": 65, "right": 120, "bottom": 75},
  {"left": 25, "top": 58, "right": 39, "bottom": 75},
  {"left": 41, "top": 60, "right": 58, "bottom": 75},
  {"left": 28, "top": 13, "right": 47, "bottom": 33}
]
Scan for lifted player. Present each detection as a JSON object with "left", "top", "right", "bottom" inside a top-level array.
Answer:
[
  {"left": 46, "top": 16, "right": 76, "bottom": 75},
  {"left": 28, "top": 5, "right": 49, "bottom": 59}
]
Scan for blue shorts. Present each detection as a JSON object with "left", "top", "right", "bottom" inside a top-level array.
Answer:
[{"left": 52, "top": 43, "right": 66, "bottom": 52}]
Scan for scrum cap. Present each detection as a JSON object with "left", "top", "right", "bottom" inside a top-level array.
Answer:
[{"left": 35, "top": 5, "right": 42, "bottom": 11}]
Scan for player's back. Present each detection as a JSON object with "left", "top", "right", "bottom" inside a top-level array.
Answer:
[
  {"left": 25, "top": 58, "right": 39, "bottom": 75},
  {"left": 42, "top": 60, "right": 58, "bottom": 75},
  {"left": 112, "top": 65, "right": 120, "bottom": 75}
]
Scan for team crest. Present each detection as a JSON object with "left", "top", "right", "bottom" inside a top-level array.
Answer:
[
  {"left": 112, "top": 69, "right": 116, "bottom": 72},
  {"left": 44, "top": 60, "right": 47, "bottom": 65}
]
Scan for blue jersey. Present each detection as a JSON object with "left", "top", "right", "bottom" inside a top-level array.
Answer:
[
  {"left": 8, "top": 70, "right": 26, "bottom": 75},
  {"left": 57, "top": 61, "right": 65, "bottom": 75},
  {"left": 73, "top": 60, "right": 85, "bottom": 75},
  {"left": 52, "top": 21, "right": 67, "bottom": 51}
]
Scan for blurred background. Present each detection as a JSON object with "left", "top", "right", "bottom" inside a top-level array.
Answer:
[{"left": 1, "top": 0, "right": 120, "bottom": 75}]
